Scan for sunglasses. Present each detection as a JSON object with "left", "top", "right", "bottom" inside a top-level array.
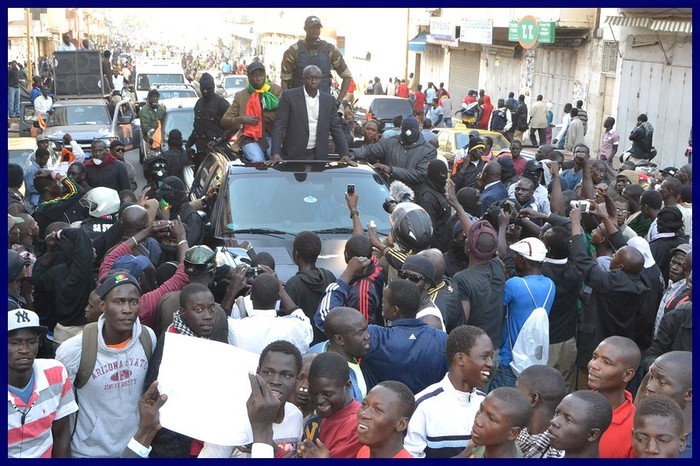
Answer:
[
  {"left": 399, "top": 270, "right": 424, "bottom": 283},
  {"left": 113, "top": 147, "right": 125, "bottom": 152}
]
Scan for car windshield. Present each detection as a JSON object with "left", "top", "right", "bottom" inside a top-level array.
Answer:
[
  {"left": 137, "top": 73, "right": 185, "bottom": 91},
  {"left": 163, "top": 109, "right": 194, "bottom": 142},
  {"left": 224, "top": 77, "right": 247, "bottom": 89},
  {"left": 157, "top": 89, "right": 197, "bottom": 100},
  {"left": 47, "top": 105, "right": 111, "bottom": 126},
  {"left": 219, "top": 169, "right": 392, "bottom": 236},
  {"left": 370, "top": 99, "right": 413, "bottom": 120}
]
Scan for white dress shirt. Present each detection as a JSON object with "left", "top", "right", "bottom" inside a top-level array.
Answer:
[
  {"left": 303, "top": 87, "right": 320, "bottom": 150},
  {"left": 227, "top": 308, "right": 313, "bottom": 355}
]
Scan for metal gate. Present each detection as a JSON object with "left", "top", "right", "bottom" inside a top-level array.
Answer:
[
  {"left": 531, "top": 48, "right": 577, "bottom": 127},
  {"left": 616, "top": 60, "right": 692, "bottom": 168},
  {"left": 448, "top": 49, "right": 481, "bottom": 106}
]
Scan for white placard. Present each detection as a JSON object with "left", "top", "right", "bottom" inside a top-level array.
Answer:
[
  {"left": 460, "top": 20, "right": 493, "bottom": 45},
  {"left": 157, "top": 332, "right": 260, "bottom": 446},
  {"left": 430, "top": 18, "right": 454, "bottom": 40}
]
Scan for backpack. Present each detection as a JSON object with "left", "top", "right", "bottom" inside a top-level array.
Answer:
[
  {"left": 74, "top": 322, "right": 153, "bottom": 389},
  {"left": 508, "top": 278, "right": 553, "bottom": 376}
]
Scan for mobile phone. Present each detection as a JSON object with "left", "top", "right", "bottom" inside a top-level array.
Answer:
[{"left": 347, "top": 184, "right": 355, "bottom": 195}]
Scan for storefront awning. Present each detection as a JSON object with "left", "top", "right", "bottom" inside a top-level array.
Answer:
[
  {"left": 605, "top": 16, "right": 692, "bottom": 34},
  {"left": 408, "top": 32, "right": 428, "bottom": 53}
]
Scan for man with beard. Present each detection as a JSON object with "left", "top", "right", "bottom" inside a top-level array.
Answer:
[
  {"left": 415, "top": 159, "right": 450, "bottom": 251},
  {"left": 221, "top": 61, "right": 283, "bottom": 162},
  {"left": 186, "top": 72, "right": 230, "bottom": 169}
]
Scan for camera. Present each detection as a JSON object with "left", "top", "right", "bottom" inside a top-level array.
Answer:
[
  {"left": 245, "top": 266, "right": 261, "bottom": 278},
  {"left": 347, "top": 184, "right": 355, "bottom": 195},
  {"left": 570, "top": 200, "right": 591, "bottom": 212}
]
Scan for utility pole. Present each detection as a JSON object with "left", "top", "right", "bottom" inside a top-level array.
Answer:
[
  {"left": 25, "top": 8, "right": 32, "bottom": 83},
  {"left": 404, "top": 8, "right": 409, "bottom": 81}
]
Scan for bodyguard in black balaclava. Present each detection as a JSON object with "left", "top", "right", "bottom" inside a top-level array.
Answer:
[
  {"left": 400, "top": 115, "right": 421, "bottom": 146},
  {"left": 186, "top": 72, "right": 230, "bottom": 170}
]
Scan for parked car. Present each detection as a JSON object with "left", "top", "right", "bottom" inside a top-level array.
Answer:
[
  {"left": 190, "top": 152, "right": 392, "bottom": 281},
  {"left": 353, "top": 95, "right": 413, "bottom": 133},
  {"left": 217, "top": 74, "right": 248, "bottom": 103},
  {"left": 432, "top": 128, "right": 512, "bottom": 168}
]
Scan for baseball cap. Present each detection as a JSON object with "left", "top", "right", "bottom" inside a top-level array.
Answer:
[
  {"left": 670, "top": 243, "right": 692, "bottom": 258},
  {"left": 510, "top": 237, "right": 547, "bottom": 262},
  {"left": 112, "top": 254, "right": 152, "bottom": 279},
  {"left": 36, "top": 134, "right": 49, "bottom": 142},
  {"left": 94, "top": 271, "right": 141, "bottom": 299},
  {"left": 627, "top": 237, "right": 655, "bottom": 269},
  {"left": 617, "top": 170, "right": 639, "bottom": 185},
  {"left": 8, "top": 249, "right": 26, "bottom": 283},
  {"left": 466, "top": 220, "right": 498, "bottom": 262},
  {"left": 8, "top": 308, "right": 48, "bottom": 334},
  {"left": 155, "top": 176, "right": 186, "bottom": 203},
  {"left": 246, "top": 61, "right": 265, "bottom": 75},
  {"left": 524, "top": 159, "right": 544, "bottom": 174},
  {"left": 401, "top": 255, "right": 437, "bottom": 286},
  {"left": 305, "top": 16, "right": 322, "bottom": 28},
  {"left": 659, "top": 167, "right": 678, "bottom": 177}
]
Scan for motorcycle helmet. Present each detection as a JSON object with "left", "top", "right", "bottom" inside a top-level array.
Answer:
[
  {"left": 80, "top": 187, "right": 120, "bottom": 218},
  {"left": 184, "top": 245, "right": 217, "bottom": 275},
  {"left": 390, "top": 202, "right": 433, "bottom": 252}
]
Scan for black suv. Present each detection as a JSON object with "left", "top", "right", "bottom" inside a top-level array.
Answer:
[
  {"left": 191, "top": 152, "right": 392, "bottom": 281},
  {"left": 353, "top": 95, "right": 414, "bottom": 133}
]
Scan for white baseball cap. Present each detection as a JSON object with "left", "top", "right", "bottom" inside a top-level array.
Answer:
[
  {"left": 8, "top": 309, "right": 47, "bottom": 333},
  {"left": 510, "top": 237, "right": 547, "bottom": 262}
]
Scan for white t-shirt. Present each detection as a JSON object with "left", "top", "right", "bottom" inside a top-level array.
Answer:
[{"left": 304, "top": 88, "right": 320, "bottom": 150}]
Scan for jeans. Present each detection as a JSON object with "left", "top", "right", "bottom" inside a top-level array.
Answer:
[
  {"left": 487, "top": 360, "right": 518, "bottom": 392},
  {"left": 241, "top": 136, "right": 271, "bottom": 163},
  {"left": 8, "top": 86, "right": 20, "bottom": 117}
]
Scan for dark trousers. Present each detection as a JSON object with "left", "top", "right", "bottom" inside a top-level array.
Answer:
[{"left": 529, "top": 127, "right": 546, "bottom": 147}]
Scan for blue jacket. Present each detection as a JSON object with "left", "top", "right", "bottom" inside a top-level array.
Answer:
[
  {"left": 480, "top": 181, "right": 509, "bottom": 216},
  {"left": 361, "top": 318, "right": 448, "bottom": 394},
  {"left": 314, "top": 257, "right": 384, "bottom": 330},
  {"left": 308, "top": 341, "right": 365, "bottom": 402}
]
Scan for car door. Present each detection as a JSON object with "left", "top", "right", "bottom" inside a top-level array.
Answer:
[
  {"left": 113, "top": 99, "right": 138, "bottom": 150},
  {"left": 19, "top": 102, "right": 35, "bottom": 137}
]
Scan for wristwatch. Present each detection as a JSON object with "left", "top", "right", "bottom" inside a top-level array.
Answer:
[{"left": 350, "top": 210, "right": 359, "bottom": 219}]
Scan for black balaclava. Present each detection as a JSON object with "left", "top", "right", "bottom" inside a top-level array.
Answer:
[{"left": 400, "top": 116, "right": 420, "bottom": 146}]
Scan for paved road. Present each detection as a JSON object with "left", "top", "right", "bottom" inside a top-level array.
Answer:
[{"left": 125, "top": 148, "right": 147, "bottom": 192}]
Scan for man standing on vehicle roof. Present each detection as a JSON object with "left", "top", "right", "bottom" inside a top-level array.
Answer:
[
  {"left": 280, "top": 16, "right": 352, "bottom": 109},
  {"left": 186, "top": 72, "right": 230, "bottom": 170}
]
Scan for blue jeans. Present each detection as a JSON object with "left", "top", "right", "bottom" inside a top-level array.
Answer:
[
  {"left": 487, "top": 360, "right": 518, "bottom": 392},
  {"left": 241, "top": 136, "right": 271, "bottom": 163},
  {"left": 8, "top": 86, "right": 20, "bottom": 117}
]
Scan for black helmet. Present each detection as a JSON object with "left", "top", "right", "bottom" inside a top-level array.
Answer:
[
  {"left": 390, "top": 202, "right": 433, "bottom": 252},
  {"left": 184, "top": 245, "right": 217, "bottom": 275}
]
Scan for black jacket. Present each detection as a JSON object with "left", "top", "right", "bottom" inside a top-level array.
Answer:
[
  {"left": 641, "top": 302, "right": 691, "bottom": 371},
  {"left": 32, "top": 178, "right": 89, "bottom": 235},
  {"left": 568, "top": 234, "right": 650, "bottom": 364},
  {"left": 415, "top": 182, "right": 451, "bottom": 252},
  {"left": 285, "top": 267, "right": 336, "bottom": 345},
  {"left": 33, "top": 228, "right": 93, "bottom": 327},
  {"left": 187, "top": 93, "right": 230, "bottom": 153},
  {"left": 85, "top": 157, "right": 131, "bottom": 193}
]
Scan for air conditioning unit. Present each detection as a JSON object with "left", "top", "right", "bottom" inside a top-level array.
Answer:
[{"left": 425, "top": 8, "right": 441, "bottom": 17}]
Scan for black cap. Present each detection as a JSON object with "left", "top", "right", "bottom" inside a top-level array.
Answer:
[
  {"left": 305, "top": 16, "right": 322, "bottom": 28},
  {"left": 95, "top": 271, "right": 141, "bottom": 299},
  {"left": 246, "top": 61, "right": 265, "bottom": 75},
  {"left": 110, "top": 140, "right": 125, "bottom": 150}
]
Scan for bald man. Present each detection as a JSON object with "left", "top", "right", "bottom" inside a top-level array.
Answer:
[
  {"left": 568, "top": 207, "right": 650, "bottom": 365},
  {"left": 479, "top": 161, "right": 508, "bottom": 216},
  {"left": 417, "top": 249, "right": 463, "bottom": 333},
  {"left": 587, "top": 336, "right": 641, "bottom": 458},
  {"left": 310, "top": 307, "right": 369, "bottom": 401}
]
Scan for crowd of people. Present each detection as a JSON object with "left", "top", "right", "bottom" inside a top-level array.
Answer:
[{"left": 8, "top": 14, "right": 694, "bottom": 460}]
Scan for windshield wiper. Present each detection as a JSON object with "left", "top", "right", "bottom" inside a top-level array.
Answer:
[
  {"left": 314, "top": 227, "right": 355, "bottom": 234},
  {"left": 225, "top": 228, "right": 295, "bottom": 238}
]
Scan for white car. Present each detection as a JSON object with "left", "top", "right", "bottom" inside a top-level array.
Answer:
[{"left": 217, "top": 75, "right": 248, "bottom": 103}]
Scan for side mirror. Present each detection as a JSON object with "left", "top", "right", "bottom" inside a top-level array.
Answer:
[{"left": 118, "top": 115, "right": 132, "bottom": 125}]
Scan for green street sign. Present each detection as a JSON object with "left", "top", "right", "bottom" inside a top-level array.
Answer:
[
  {"left": 508, "top": 21, "right": 519, "bottom": 41},
  {"left": 539, "top": 22, "right": 556, "bottom": 44},
  {"left": 518, "top": 15, "right": 540, "bottom": 49}
]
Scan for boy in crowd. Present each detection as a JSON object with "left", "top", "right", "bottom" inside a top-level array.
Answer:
[
  {"left": 587, "top": 335, "right": 641, "bottom": 458},
  {"left": 404, "top": 325, "right": 493, "bottom": 458},
  {"left": 632, "top": 394, "right": 688, "bottom": 458},
  {"left": 468, "top": 387, "right": 532, "bottom": 458},
  {"left": 514, "top": 365, "right": 567, "bottom": 458},
  {"left": 547, "top": 390, "right": 613, "bottom": 458},
  {"left": 297, "top": 351, "right": 362, "bottom": 458}
]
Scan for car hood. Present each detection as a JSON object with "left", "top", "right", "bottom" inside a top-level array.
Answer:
[
  {"left": 217, "top": 234, "right": 348, "bottom": 283},
  {"left": 44, "top": 125, "right": 114, "bottom": 140}
]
